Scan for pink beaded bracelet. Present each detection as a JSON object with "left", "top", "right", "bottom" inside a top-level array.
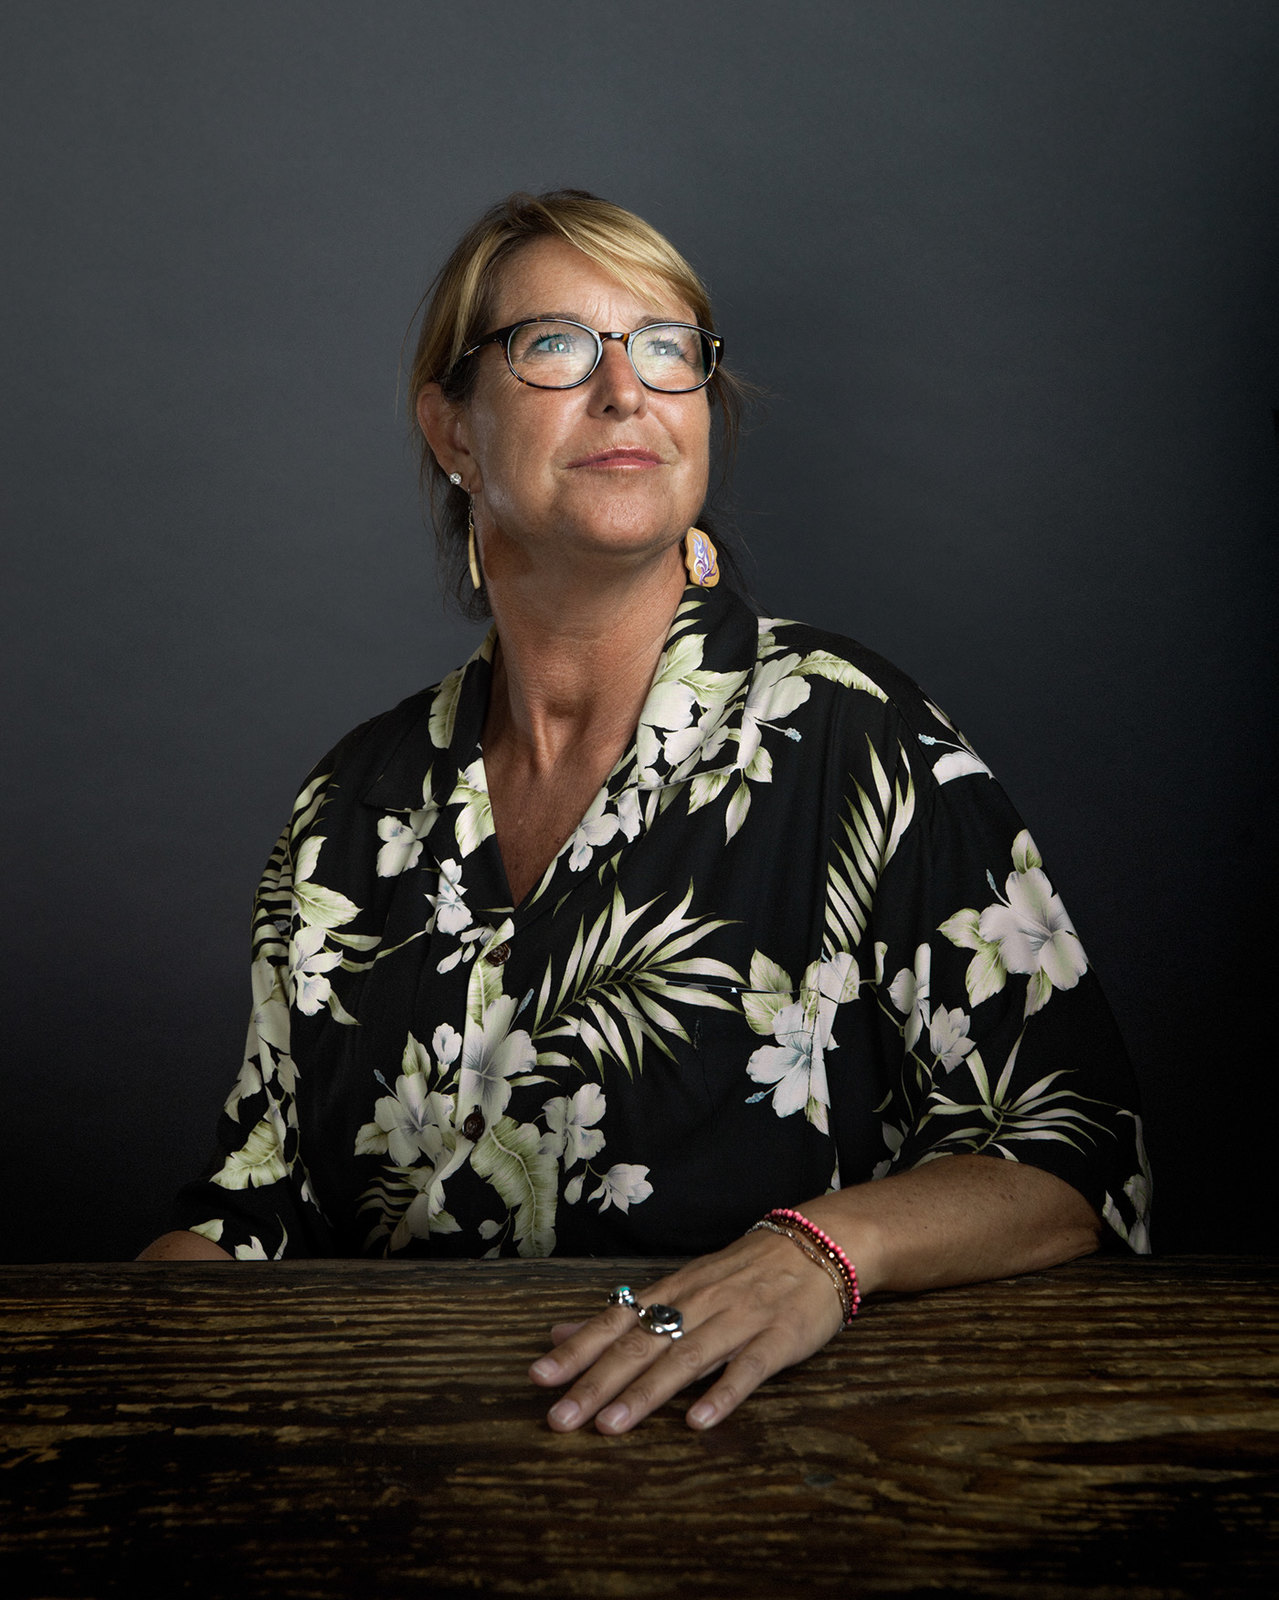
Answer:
[
  {"left": 764, "top": 1207, "right": 861, "bottom": 1323},
  {"left": 750, "top": 1219, "right": 853, "bottom": 1322}
]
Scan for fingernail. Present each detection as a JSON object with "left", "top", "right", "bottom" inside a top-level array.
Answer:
[
  {"left": 548, "top": 1398, "right": 580, "bottom": 1429},
  {"left": 597, "top": 1402, "right": 630, "bottom": 1431},
  {"left": 687, "top": 1401, "right": 716, "bottom": 1429},
  {"left": 530, "top": 1358, "right": 559, "bottom": 1382}
]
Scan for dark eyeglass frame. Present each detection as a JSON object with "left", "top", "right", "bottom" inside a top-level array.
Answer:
[{"left": 459, "top": 318, "right": 724, "bottom": 393}]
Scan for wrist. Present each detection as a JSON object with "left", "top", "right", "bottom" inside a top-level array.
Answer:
[
  {"left": 799, "top": 1195, "right": 886, "bottom": 1298},
  {"left": 749, "top": 1207, "right": 861, "bottom": 1326}
]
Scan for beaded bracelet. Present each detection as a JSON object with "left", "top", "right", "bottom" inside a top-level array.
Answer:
[
  {"left": 763, "top": 1207, "right": 861, "bottom": 1324},
  {"left": 749, "top": 1218, "right": 853, "bottom": 1323}
]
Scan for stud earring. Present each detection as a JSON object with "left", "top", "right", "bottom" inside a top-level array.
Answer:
[
  {"left": 448, "top": 472, "right": 462, "bottom": 488},
  {"left": 683, "top": 527, "right": 719, "bottom": 588},
  {"left": 467, "top": 501, "right": 482, "bottom": 591}
]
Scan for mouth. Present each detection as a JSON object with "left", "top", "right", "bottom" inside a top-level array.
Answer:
[{"left": 567, "top": 447, "right": 664, "bottom": 469}]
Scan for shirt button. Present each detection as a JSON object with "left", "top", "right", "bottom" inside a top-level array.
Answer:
[
  {"left": 462, "top": 1110, "right": 485, "bottom": 1141},
  {"left": 485, "top": 941, "right": 512, "bottom": 966}
]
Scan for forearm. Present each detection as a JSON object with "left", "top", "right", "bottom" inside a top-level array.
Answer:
[
  {"left": 136, "top": 1230, "right": 234, "bottom": 1261},
  {"left": 800, "top": 1153, "right": 1101, "bottom": 1300}
]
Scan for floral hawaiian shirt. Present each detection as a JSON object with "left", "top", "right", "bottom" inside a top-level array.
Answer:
[{"left": 173, "top": 583, "right": 1152, "bottom": 1260}]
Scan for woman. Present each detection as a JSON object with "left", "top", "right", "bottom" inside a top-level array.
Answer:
[{"left": 143, "top": 191, "right": 1151, "bottom": 1437}]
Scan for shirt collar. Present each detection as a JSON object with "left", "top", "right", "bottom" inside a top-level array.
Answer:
[{"left": 359, "top": 582, "right": 760, "bottom": 813}]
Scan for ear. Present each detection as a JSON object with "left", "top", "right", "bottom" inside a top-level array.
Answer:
[{"left": 416, "top": 383, "right": 474, "bottom": 487}]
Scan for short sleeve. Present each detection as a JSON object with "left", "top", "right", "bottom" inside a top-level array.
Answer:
[
  {"left": 852, "top": 710, "right": 1151, "bottom": 1252},
  {"left": 169, "top": 799, "right": 339, "bottom": 1259}
]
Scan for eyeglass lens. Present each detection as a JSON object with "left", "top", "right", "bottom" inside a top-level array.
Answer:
[{"left": 506, "top": 321, "right": 713, "bottom": 391}]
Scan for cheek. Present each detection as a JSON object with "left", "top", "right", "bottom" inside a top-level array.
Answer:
[
  {"left": 680, "top": 412, "right": 712, "bottom": 490},
  {"left": 468, "top": 385, "right": 570, "bottom": 482},
  {"left": 676, "top": 394, "right": 711, "bottom": 457}
]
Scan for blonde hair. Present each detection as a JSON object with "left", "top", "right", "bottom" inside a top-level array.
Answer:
[{"left": 407, "top": 189, "right": 748, "bottom": 616}]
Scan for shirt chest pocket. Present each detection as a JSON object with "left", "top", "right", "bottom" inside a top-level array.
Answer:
[{"left": 679, "top": 982, "right": 809, "bottom": 1104}]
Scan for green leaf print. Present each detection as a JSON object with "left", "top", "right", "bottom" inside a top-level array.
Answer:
[{"left": 471, "top": 1117, "right": 558, "bottom": 1257}]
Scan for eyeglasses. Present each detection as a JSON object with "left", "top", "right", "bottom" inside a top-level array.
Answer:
[{"left": 459, "top": 318, "right": 723, "bottom": 393}]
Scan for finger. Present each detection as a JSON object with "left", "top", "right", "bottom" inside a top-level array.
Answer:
[
  {"left": 535, "top": 1254, "right": 783, "bottom": 1428},
  {"left": 544, "top": 1320, "right": 676, "bottom": 1431},
  {"left": 590, "top": 1314, "right": 743, "bottom": 1435},
  {"left": 548, "top": 1320, "right": 585, "bottom": 1346},
  {"left": 528, "top": 1303, "right": 646, "bottom": 1390},
  {"left": 683, "top": 1332, "right": 786, "bottom": 1431},
  {"left": 590, "top": 1260, "right": 843, "bottom": 1435}
]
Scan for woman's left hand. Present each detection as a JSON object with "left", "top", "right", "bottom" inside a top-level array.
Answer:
[{"left": 527, "top": 1228, "right": 846, "bottom": 1434}]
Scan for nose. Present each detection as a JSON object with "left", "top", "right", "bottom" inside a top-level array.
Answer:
[{"left": 586, "top": 336, "right": 647, "bottom": 419}]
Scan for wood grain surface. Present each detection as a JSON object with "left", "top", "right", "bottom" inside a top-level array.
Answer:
[{"left": 1, "top": 1256, "right": 1275, "bottom": 1598}]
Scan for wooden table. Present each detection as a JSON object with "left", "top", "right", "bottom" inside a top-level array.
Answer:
[{"left": 1, "top": 1256, "right": 1275, "bottom": 1598}]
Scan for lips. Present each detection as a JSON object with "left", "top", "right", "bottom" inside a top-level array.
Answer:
[{"left": 567, "top": 447, "right": 664, "bottom": 468}]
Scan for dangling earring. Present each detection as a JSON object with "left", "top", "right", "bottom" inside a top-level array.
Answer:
[
  {"left": 467, "top": 500, "right": 482, "bottom": 591},
  {"left": 683, "top": 527, "right": 719, "bottom": 588}
]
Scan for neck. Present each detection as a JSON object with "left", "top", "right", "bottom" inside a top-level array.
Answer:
[{"left": 483, "top": 545, "right": 687, "bottom": 774}]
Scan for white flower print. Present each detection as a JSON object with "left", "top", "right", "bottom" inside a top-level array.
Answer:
[
  {"left": 632, "top": 629, "right": 745, "bottom": 784},
  {"left": 930, "top": 747, "right": 993, "bottom": 785},
  {"left": 745, "top": 954, "right": 852, "bottom": 1135},
  {"left": 376, "top": 800, "right": 438, "bottom": 877},
  {"left": 637, "top": 632, "right": 705, "bottom": 743},
  {"left": 427, "top": 858, "right": 472, "bottom": 935},
  {"left": 456, "top": 994, "right": 538, "bottom": 1127},
  {"left": 747, "top": 998, "right": 823, "bottom": 1117},
  {"left": 919, "top": 701, "right": 993, "bottom": 786},
  {"left": 980, "top": 870, "right": 1086, "bottom": 988},
  {"left": 972, "top": 831, "right": 1088, "bottom": 1014},
  {"left": 889, "top": 943, "right": 932, "bottom": 1051},
  {"left": 735, "top": 653, "right": 811, "bottom": 769},
  {"left": 436, "top": 924, "right": 488, "bottom": 974},
  {"left": 589, "top": 1163, "right": 653, "bottom": 1213},
  {"left": 540, "top": 1083, "right": 607, "bottom": 1165},
  {"left": 370, "top": 1073, "right": 445, "bottom": 1168},
  {"left": 567, "top": 788, "right": 642, "bottom": 872},
  {"left": 432, "top": 1023, "right": 462, "bottom": 1069},
  {"left": 356, "top": 1028, "right": 466, "bottom": 1165},
  {"left": 662, "top": 703, "right": 730, "bottom": 769},
  {"left": 929, "top": 1005, "right": 976, "bottom": 1072},
  {"left": 813, "top": 951, "right": 860, "bottom": 1017},
  {"left": 288, "top": 925, "right": 342, "bottom": 1017}
]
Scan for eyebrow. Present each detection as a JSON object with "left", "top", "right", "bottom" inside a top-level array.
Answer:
[{"left": 516, "top": 311, "right": 683, "bottom": 327}]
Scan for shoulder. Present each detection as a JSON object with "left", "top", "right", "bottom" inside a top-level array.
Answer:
[
  {"left": 758, "top": 615, "right": 985, "bottom": 786},
  {"left": 760, "top": 615, "right": 928, "bottom": 709},
  {"left": 292, "top": 636, "right": 495, "bottom": 814},
  {"left": 296, "top": 682, "right": 443, "bottom": 798}
]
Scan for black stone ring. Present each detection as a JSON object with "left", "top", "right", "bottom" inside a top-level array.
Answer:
[{"left": 637, "top": 1302, "right": 684, "bottom": 1340}]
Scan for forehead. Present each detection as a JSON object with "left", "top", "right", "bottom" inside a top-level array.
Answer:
[{"left": 491, "top": 236, "right": 694, "bottom": 326}]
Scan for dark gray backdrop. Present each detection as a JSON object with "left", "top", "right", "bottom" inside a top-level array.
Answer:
[{"left": 4, "top": 1, "right": 1276, "bottom": 1261}]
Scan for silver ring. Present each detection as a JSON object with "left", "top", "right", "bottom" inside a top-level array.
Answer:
[
  {"left": 637, "top": 1302, "right": 684, "bottom": 1340},
  {"left": 607, "top": 1285, "right": 639, "bottom": 1310}
]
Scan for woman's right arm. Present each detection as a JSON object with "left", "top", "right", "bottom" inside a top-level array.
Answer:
[{"left": 137, "top": 1230, "right": 233, "bottom": 1260}]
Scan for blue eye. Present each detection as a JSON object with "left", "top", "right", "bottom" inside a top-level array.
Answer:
[
  {"left": 640, "top": 329, "right": 697, "bottom": 364},
  {"left": 509, "top": 322, "right": 588, "bottom": 364}
]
